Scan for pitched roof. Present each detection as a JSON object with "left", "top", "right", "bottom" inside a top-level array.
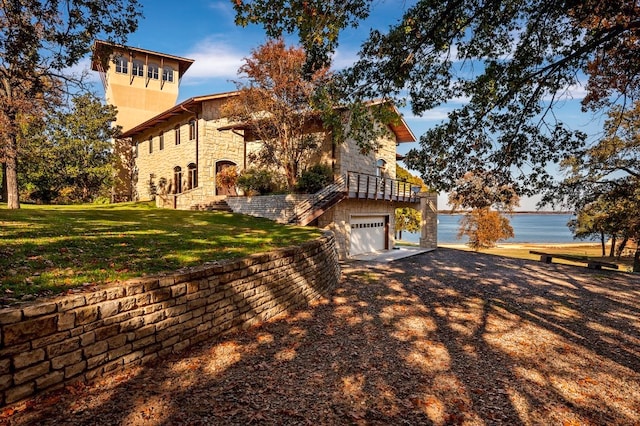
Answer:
[
  {"left": 91, "top": 40, "right": 195, "bottom": 79},
  {"left": 120, "top": 92, "right": 416, "bottom": 143}
]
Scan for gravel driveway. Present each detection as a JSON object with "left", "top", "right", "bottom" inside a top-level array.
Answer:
[{"left": 3, "top": 248, "right": 639, "bottom": 425}]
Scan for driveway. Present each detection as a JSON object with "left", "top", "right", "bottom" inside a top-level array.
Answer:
[{"left": 4, "top": 248, "right": 640, "bottom": 425}]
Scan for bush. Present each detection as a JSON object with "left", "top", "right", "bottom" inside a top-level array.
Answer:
[
  {"left": 296, "top": 164, "right": 333, "bottom": 194},
  {"left": 215, "top": 166, "right": 238, "bottom": 189},
  {"left": 236, "top": 168, "right": 278, "bottom": 195}
]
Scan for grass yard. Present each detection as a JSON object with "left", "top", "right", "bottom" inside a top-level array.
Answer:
[
  {"left": 0, "top": 202, "right": 323, "bottom": 302},
  {"left": 439, "top": 242, "right": 636, "bottom": 271}
]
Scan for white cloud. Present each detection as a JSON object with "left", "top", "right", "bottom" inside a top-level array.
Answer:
[
  {"left": 404, "top": 108, "right": 451, "bottom": 122},
  {"left": 544, "top": 83, "right": 589, "bottom": 102},
  {"left": 331, "top": 48, "right": 360, "bottom": 71},
  {"left": 181, "top": 37, "right": 245, "bottom": 83},
  {"left": 207, "top": 0, "right": 234, "bottom": 15}
]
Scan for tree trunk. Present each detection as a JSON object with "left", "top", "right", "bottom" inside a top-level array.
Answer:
[
  {"left": 616, "top": 237, "right": 629, "bottom": 259},
  {"left": 1, "top": 162, "right": 6, "bottom": 202},
  {"left": 633, "top": 246, "right": 640, "bottom": 273},
  {"left": 609, "top": 236, "right": 616, "bottom": 257},
  {"left": 600, "top": 231, "right": 605, "bottom": 256},
  {"left": 5, "top": 135, "right": 20, "bottom": 209}
]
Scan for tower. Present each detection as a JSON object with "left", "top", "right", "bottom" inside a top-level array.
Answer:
[
  {"left": 91, "top": 41, "right": 195, "bottom": 201},
  {"left": 91, "top": 40, "right": 194, "bottom": 132}
]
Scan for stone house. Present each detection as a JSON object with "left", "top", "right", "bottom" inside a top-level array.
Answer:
[{"left": 92, "top": 41, "right": 437, "bottom": 259}]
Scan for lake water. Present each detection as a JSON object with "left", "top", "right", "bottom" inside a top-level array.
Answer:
[{"left": 400, "top": 213, "right": 577, "bottom": 244}]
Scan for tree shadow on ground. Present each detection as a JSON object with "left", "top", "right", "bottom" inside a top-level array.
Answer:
[{"left": 4, "top": 248, "right": 640, "bottom": 425}]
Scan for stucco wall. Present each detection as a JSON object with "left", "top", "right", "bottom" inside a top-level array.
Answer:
[{"left": 0, "top": 234, "right": 339, "bottom": 407}]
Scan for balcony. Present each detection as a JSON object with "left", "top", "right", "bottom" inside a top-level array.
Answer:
[{"left": 345, "top": 171, "right": 420, "bottom": 203}]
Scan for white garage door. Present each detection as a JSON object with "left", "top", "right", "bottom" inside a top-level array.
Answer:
[{"left": 350, "top": 215, "right": 387, "bottom": 256}]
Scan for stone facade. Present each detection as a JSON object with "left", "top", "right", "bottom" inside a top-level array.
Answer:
[
  {"left": 131, "top": 96, "right": 246, "bottom": 202},
  {"left": 226, "top": 194, "right": 314, "bottom": 223},
  {"left": 0, "top": 234, "right": 339, "bottom": 407}
]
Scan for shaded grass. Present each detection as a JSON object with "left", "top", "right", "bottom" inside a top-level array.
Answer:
[
  {"left": 0, "top": 202, "right": 323, "bottom": 300},
  {"left": 439, "top": 243, "right": 635, "bottom": 271}
]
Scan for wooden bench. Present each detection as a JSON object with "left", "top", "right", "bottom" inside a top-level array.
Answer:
[{"left": 529, "top": 250, "right": 619, "bottom": 270}]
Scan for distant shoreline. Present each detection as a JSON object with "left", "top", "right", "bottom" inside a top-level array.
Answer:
[
  {"left": 438, "top": 242, "right": 601, "bottom": 249},
  {"left": 437, "top": 211, "right": 574, "bottom": 215}
]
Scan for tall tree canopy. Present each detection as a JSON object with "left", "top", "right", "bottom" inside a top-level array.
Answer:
[
  {"left": 222, "top": 39, "right": 332, "bottom": 190},
  {"left": 546, "top": 101, "right": 640, "bottom": 270},
  {"left": 0, "top": 0, "right": 142, "bottom": 209},
  {"left": 233, "top": 0, "right": 640, "bottom": 202},
  {"left": 20, "top": 94, "right": 120, "bottom": 204}
]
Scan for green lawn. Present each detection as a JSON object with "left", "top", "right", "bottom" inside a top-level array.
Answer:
[
  {"left": 439, "top": 242, "right": 636, "bottom": 272},
  {"left": 0, "top": 202, "right": 323, "bottom": 301}
]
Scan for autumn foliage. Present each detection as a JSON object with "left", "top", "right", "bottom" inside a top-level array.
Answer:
[
  {"left": 222, "top": 39, "right": 331, "bottom": 191},
  {"left": 457, "top": 208, "right": 515, "bottom": 250}
]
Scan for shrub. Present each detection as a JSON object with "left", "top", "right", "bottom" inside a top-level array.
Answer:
[
  {"left": 215, "top": 166, "right": 238, "bottom": 189},
  {"left": 236, "top": 168, "right": 278, "bottom": 195},
  {"left": 296, "top": 164, "right": 333, "bottom": 194}
]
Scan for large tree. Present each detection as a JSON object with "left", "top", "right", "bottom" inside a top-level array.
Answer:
[
  {"left": 20, "top": 94, "right": 120, "bottom": 203},
  {"left": 0, "top": 0, "right": 142, "bottom": 209},
  {"left": 547, "top": 101, "right": 640, "bottom": 270},
  {"left": 222, "top": 39, "right": 332, "bottom": 190},
  {"left": 233, "top": 0, "right": 640, "bottom": 202}
]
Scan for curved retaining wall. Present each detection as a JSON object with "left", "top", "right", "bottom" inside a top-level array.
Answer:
[{"left": 0, "top": 233, "right": 340, "bottom": 406}]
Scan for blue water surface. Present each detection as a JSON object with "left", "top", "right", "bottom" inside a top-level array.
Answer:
[{"left": 401, "top": 213, "right": 578, "bottom": 244}]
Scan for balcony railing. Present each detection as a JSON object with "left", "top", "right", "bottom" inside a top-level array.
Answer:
[{"left": 345, "top": 171, "right": 419, "bottom": 203}]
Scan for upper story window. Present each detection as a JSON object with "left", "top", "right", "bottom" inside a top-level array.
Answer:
[
  {"left": 376, "top": 159, "right": 387, "bottom": 177},
  {"left": 159, "top": 132, "right": 164, "bottom": 150},
  {"left": 147, "top": 63, "right": 159, "bottom": 80},
  {"left": 133, "top": 142, "right": 138, "bottom": 158},
  {"left": 189, "top": 120, "right": 197, "bottom": 141},
  {"left": 162, "top": 66, "right": 174, "bottom": 83},
  {"left": 115, "top": 56, "right": 128, "bottom": 74},
  {"left": 174, "top": 126, "right": 181, "bottom": 145},
  {"left": 132, "top": 60, "right": 144, "bottom": 77},
  {"left": 148, "top": 136, "right": 153, "bottom": 154}
]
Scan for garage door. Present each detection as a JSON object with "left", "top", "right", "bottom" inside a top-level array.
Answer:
[{"left": 350, "top": 215, "right": 387, "bottom": 255}]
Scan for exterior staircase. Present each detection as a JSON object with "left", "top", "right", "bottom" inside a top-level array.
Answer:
[
  {"left": 287, "top": 176, "right": 347, "bottom": 226},
  {"left": 191, "top": 198, "right": 233, "bottom": 212}
]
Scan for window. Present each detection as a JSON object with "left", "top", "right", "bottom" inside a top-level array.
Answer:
[
  {"left": 188, "top": 163, "right": 198, "bottom": 190},
  {"left": 376, "top": 159, "right": 387, "bottom": 177},
  {"left": 189, "top": 120, "right": 197, "bottom": 141},
  {"left": 132, "top": 60, "right": 144, "bottom": 77},
  {"left": 148, "top": 137, "right": 153, "bottom": 154},
  {"left": 147, "top": 63, "right": 159, "bottom": 80},
  {"left": 115, "top": 56, "right": 128, "bottom": 74},
  {"left": 174, "top": 126, "right": 180, "bottom": 145},
  {"left": 133, "top": 142, "right": 139, "bottom": 158},
  {"left": 162, "top": 66, "right": 174, "bottom": 82},
  {"left": 159, "top": 132, "right": 164, "bottom": 150},
  {"left": 174, "top": 166, "right": 183, "bottom": 194}
]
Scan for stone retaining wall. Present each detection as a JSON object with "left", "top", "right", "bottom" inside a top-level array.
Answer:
[
  {"left": 0, "top": 233, "right": 340, "bottom": 406},
  {"left": 226, "top": 194, "right": 314, "bottom": 224}
]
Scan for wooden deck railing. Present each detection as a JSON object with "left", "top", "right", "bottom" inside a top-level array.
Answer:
[
  {"left": 287, "top": 171, "right": 420, "bottom": 225},
  {"left": 345, "top": 171, "right": 419, "bottom": 203}
]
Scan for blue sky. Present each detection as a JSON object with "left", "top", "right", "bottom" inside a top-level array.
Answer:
[{"left": 83, "top": 0, "right": 608, "bottom": 210}]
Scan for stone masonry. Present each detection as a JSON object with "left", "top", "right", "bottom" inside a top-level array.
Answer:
[{"left": 0, "top": 233, "right": 340, "bottom": 407}]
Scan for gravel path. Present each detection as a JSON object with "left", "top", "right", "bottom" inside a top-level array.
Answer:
[{"left": 3, "top": 248, "right": 640, "bottom": 425}]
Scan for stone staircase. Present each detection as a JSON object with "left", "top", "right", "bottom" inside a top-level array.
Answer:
[
  {"left": 191, "top": 198, "right": 233, "bottom": 212},
  {"left": 287, "top": 176, "right": 347, "bottom": 226}
]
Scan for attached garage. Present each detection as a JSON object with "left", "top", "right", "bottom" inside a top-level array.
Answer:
[{"left": 349, "top": 215, "right": 388, "bottom": 256}]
